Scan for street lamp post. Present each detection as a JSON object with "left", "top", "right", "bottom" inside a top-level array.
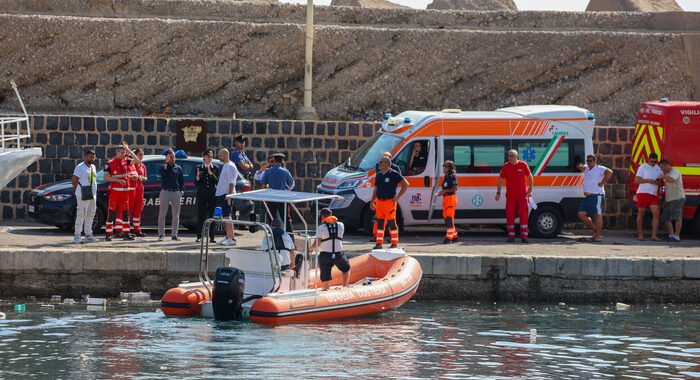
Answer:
[{"left": 296, "top": 0, "right": 319, "bottom": 120}]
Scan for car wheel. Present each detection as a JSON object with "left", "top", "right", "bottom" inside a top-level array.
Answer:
[
  {"left": 91, "top": 207, "right": 105, "bottom": 234},
  {"left": 528, "top": 204, "right": 563, "bottom": 238},
  {"left": 362, "top": 207, "right": 375, "bottom": 236}
]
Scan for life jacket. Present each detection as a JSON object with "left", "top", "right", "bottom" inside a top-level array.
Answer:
[
  {"left": 107, "top": 157, "right": 129, "bottom": 192},
  {"left": 320, "top": 216, "right": 342, "bottom": 253},
  {"left": 272, "top": 228, "right": 294, "bottom": 252}
]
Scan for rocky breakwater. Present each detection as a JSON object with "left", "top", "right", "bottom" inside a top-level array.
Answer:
[{"left": 0, "top": 1, "right": 697, "bottom": 124}]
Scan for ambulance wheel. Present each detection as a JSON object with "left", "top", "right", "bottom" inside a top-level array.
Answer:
[{"left": 529, "top": 205, "right": 562, "bottom": 238}]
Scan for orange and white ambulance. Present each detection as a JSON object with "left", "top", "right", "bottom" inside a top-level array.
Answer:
[
  {"left": 316, "top": 106, "right": 595, "bottom": 237},
  {"left": 628, "top": 100, "right": 700, "bottom": 235}
]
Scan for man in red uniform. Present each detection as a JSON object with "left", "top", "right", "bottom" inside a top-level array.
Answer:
[
  {"left": 104, "top": 144, "right": 137, "bottom": 241},
  {"left": 496, "top": 149, "right": 534, "bottom": 243},
  {"left": 123, "top": 146, "right": 146, "bottom": 237}
]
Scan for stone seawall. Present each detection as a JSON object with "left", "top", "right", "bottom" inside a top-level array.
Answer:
[
  {"left": 0, "top": 114, "right": 636, "bottom": 229},
  {"left": 1, "top": 249, "right": 698, "bottom": 303},
  {"left": 0, "top": 7, "right": 697, "bottom": 124}
]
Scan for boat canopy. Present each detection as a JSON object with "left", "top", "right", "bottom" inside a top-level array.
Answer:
[{"left": 227, "top": 189, "right": 341, "bottom": 204}]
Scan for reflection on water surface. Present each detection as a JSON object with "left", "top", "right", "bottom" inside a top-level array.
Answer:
[{"left": 0, "top": 301, "right": 698, "bottom": 379}]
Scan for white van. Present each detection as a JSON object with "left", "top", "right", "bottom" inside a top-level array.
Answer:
[{"left": 316, "top": 106, "right": 595, "bottom": 238}]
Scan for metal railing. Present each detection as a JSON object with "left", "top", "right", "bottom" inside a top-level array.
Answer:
[
  {"left": 0, "top": 81, "right": 31, "bottom": 149},
  {"left": 199, "top": 218, "right": 282, "bottom": 298}
]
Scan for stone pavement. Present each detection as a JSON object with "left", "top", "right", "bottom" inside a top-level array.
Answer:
[{"left": 0, "top": 221, "right": 697, "bottom": 259}]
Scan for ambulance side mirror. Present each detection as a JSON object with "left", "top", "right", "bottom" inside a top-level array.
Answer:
[{"left": 424, "top": 176, "right": 431, "bottom": 187}]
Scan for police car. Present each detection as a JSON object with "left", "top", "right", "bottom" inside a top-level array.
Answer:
[{"left": 27, "top": 155, "right": 256, "bottom": 234}]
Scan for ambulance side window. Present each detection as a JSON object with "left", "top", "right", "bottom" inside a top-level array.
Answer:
[
  {"left": 513, "top": 139, "right": 585, "bottom": 173},
  {"left": 443, "top": 140, "right": 507, "bottom": 173},
  {"left": 395, "top": 140, "right": 430, "bottom": 176}
]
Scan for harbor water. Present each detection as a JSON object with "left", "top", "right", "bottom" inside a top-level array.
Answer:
[{"left": 0, "top": 300, "right": 698, "bottom": 379}]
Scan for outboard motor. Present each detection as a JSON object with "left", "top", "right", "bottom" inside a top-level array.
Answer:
[{"left": 212, "top": 267, "right": 245, "bottom": 321}]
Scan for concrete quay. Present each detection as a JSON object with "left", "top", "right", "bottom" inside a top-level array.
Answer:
[{"left": 0, "top": 222, "right": 698, "bottom": 303}]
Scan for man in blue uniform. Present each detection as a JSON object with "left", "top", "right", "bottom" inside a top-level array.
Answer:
[
  {"left": 371, "top": 156, "right": 408, "bottom": 249},
  {"left": 261, "top": 152, "right": 295, "bottom": 231},
  {"left": 231, "top": 135, "right": 253, "bottom": 177}
]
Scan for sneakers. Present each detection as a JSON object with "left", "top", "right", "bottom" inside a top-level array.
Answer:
[
  {"left": 172, "top": 236, "right": 180, "bottom": 241},
  {"left": 196, "top": 237, "right": 201, "bottom": 243},
  {"left": 372, "top": 244, "right": 383, "bottom": 250},
  {"left": 220, "top": 238, "right": 237, "bottom": 246},
  {"left": 521, "top": 238, "right": 529, "bottom": 244},
  {"left": 158, "top": 235, "right": 165, "bottom": 241},
  {"left": 134, "top": 231, "right": 146, "bottom": 237},
  {"left": 84, "top": 235, "right": 99, "bottom": 243},
  {"left": 105, "top": 235, "right": 112, "bottom": 242},
  {"left": 507, "top": 237, "right": 515, "bottom": 243},
  {"left": 443, "top": 238, "right": 452, "bottom": 244},
  {"left": 121, "top": 234, "right": 134, "bottom": 241},
  {"left": 73, "top": 236, "right": 83, "bottom": 244},
  {"left": 664, "top": 235, "right": 681, "bottom": 242}
]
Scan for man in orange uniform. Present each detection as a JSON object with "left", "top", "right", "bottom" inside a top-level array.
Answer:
[
  {"left": 371, "top": 156, "right": 408, "bottom": 249},
  {"left": 104, "top": 145, "right": 136, "bottom": 241},
  {"left": 496, "top": 149, "right": 534, "bottom": 243}
]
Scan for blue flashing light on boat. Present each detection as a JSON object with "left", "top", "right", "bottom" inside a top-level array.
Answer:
[{"left": 660, "top": 98, "right": 669, "bottom": 102}]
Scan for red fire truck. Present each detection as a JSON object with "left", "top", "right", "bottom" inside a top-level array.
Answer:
[{"left": 628, "top": 100, "right": 700, "bottom": 235}]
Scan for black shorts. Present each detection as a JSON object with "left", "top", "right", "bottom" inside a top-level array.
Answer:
[{"left": 318, "top": 251, "right": 351, "bottom": 282}]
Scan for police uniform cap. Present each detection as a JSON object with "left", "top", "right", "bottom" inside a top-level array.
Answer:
[
  {"left": 235, "top": 135, "right": 248, "bottom": 144},
  {"left": 271, "top": 152, "right": 286, "bottom": 159},
  {"left": 162, "top": 148, "right": 174, "bottom": 156},
  {"left": 203, "top": 149, "right": 214, "bottom": 157}
]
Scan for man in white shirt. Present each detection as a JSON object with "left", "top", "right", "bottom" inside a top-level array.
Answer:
[
  {"left": 634, "top": 153, "right": 664, "bottom": 241},
  {"left": 216, "top": 148, "right": 238, "bottom": 246},
  {"left": 659, "top": 159, "right": 686, "bottom": 242},
  {"left": 576, "top": 154, "right": 613, "bottom": 242},
  {"left": 310, "top": 208, "right": 350, "bottom": 290},
  {"left": 71, "top": 149, "right": 99, "bottom": 244}
]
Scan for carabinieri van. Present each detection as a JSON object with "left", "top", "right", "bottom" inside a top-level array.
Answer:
[{"left": 316, "top": 106, "right": 595, "bottom": 238}]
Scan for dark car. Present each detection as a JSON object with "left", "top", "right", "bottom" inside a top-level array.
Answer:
[{"left": 27, "top": 155, "right": 256, "bottom": 234}]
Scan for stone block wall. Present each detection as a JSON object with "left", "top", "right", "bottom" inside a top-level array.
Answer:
[{"left": 0, "top": 115, "right": 636, "bottom": 230}]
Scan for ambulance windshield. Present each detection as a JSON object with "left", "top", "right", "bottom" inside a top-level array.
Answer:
[{"left": 344, "top": 133, "right": 403, "bottom": 172}]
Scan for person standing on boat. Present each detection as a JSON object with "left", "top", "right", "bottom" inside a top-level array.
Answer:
[
  {"left": 371, "top": 156, "right": 409, "bottom": 249},
  {"left": 157, "top": 148, "right": 184, "bottom": 241},
  {"left": 71, "top": 149, "right": 98, "bottom": 244},
  {"left": 261, "top": 152, "right": 295, "bottom": 231},
  {"left": 439, "top": 160, "right": 459, "bottom": 244},
  {"left": 312, "top": 208, "right": 350, "bottom": 290},
  {"left": 261, "top": 219, "right": 296, "bottom": 272},
  {"left": 496, "top": 149, "right": 533, "bottom": 243}
]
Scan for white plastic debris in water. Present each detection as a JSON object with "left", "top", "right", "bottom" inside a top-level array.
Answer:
[
  {"left": 0, "top": 312, "right": 6, "bottom": 320},
  {"left": 558, "top": 302, "right": 566, "bottom": 306},
  {"left": 616, "top": 302, "right": 631, "bottom": 310},
  {"left": 529, "top": 328, "right": 537, "bottom": 343},
  {"left": 86, "top": 297, "right": 106, "bottom": 305},
  {"left": 80, "top": 354, "right": 88, "bottom": 360},
  {"left": 40, "top": 304, "right": 55, "bottom": 310},
  {"left": 50, "top": 295, "right": 62, "bottom": 303},
  {"left": 63, "top": 299, "right": 75, "bottom": 305},
  {"left": 120, "top": 292, "right": 151, "bottom": 304}
]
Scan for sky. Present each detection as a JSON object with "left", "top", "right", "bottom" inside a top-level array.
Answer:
[{"left": 279, "top": 0, "right": 700, "bottom": 11}]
